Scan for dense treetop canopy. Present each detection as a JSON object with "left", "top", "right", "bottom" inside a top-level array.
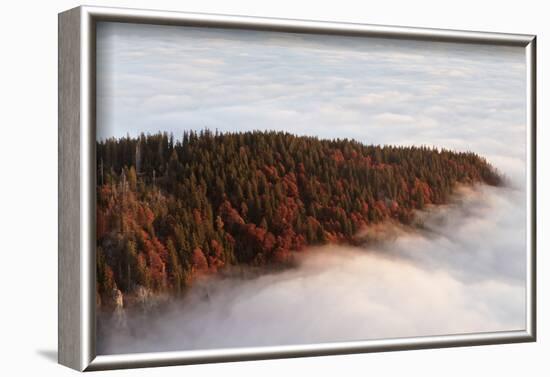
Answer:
[{"left": 96, "top": 130, "right": 502, "bottom": 308}]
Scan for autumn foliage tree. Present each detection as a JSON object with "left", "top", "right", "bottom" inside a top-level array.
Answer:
[{"left": 96, "top": 130, "right": 502, "bottom": 307}]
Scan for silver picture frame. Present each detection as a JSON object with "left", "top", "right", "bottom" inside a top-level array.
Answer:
[{"left": 58, "top": 5, "right": 537, "bottom": 371}]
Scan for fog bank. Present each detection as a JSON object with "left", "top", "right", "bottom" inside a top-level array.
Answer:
[{"left": 98, "top": 185, "right": 526, "bottom": 354}]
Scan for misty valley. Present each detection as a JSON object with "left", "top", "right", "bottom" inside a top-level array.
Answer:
[{"left": 96, "top": 131, "right": 524, "bottom": 354}]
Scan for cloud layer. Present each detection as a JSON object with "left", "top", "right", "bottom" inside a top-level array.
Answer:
[
  {"left": 98, "top": 185, "right": 526, "bottom": 354},
  {"left": 96, "top": 22, "right": 526, "bottom": 185}
]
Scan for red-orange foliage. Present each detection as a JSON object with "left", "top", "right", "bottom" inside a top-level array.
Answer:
[
  {"left": 96, "top": 131, "right": 503, "bottom": 305},
  {"left": 192, "top": 248, "right": 209, "bottom": 273},
  {"left": 220, "top": 201, "right": 245, "bottom": 226}
]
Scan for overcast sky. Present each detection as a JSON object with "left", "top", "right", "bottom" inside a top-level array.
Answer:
[{"left": 97, "top": 22, "right": 526, "bottom": 185}]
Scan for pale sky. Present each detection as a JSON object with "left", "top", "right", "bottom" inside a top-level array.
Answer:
[{"left": 97, "top": 21, "right": 526, "bottom": 185}]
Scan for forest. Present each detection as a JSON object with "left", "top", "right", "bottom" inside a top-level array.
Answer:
[{"left": 96, "top": 130, "right": 502, "bottom": 309}]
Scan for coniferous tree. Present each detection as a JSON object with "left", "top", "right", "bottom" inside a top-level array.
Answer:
[{"left": 96, "top": 130, "right": 502, "bottom": 307}]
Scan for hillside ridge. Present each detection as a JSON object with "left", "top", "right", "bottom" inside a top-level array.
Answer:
[{"left": 96, "top": 130, "right": 502, "bottom": 309}]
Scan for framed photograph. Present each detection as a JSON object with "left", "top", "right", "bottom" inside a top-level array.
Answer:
[{"left": 58, "top": 6, "right": 536, "bottom": 371}]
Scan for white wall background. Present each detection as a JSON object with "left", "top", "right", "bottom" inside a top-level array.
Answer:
[{"left": 0, "top": 0, "right": 545, "bottom": 375}]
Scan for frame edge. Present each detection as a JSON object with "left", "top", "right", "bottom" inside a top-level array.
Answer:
[
  {"left": 84, "top": 330, "right": 534, "bottom": 371},
  {"left": 527, "top": 36, "right": 537, "bottom": 341},
  {"left": 58, "top": 6, "right": 83, "bottom": 371},
  {"left": 82, "top": 5, "right": 535, "bottom": 46}
]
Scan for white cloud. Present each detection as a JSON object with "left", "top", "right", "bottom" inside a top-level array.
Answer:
[
  {"left": 96, "top": 24, "right": 526, "bottom": 183},
  {"left": 98, "top": 186, "right": 525, "bottom": 354},
  {"left": 372, "top": 112, "right": 416, "bottom": 124}
]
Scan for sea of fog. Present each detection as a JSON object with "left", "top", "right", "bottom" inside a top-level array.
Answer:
[{"left": 98, "top": 184, "right": 526, "bottom": 355}]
